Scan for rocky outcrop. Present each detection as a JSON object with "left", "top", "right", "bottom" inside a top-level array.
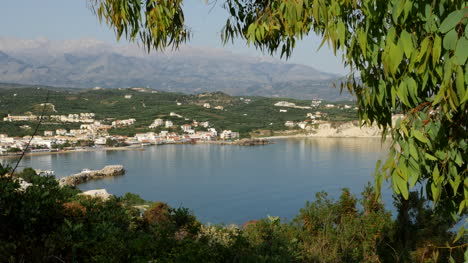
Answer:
[
  {"left": 306, "top": 115, "right": 403, "bottom": 137},
  {"left": 308, "top": 122, "right": 383, "bottom": 137},
  {"left": 79, "top": 189, "right": 112, "bottom": 200},
  {"left": 233, "top": 138, "right": 271, "bottom": 146},
  {"left": 58, "top": 165, "right": 125, "bottom": 187}
]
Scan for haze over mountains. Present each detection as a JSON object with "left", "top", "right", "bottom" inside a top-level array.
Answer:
[{"left": 0, "top": 37, "right": 351, "bottom": 100}]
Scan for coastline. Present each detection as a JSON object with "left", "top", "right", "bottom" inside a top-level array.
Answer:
[
  {"left": 0, "top": 146, "right": 145, "bottom": 158},
  {"left": 1, "top": 122, "right": 389, "bottom": 159},
  {"left": 259, "top": 134, "right": 383, "bottom": 140},
  {"left": 0, "top": 135, "right": 386, "bottom": 159}
]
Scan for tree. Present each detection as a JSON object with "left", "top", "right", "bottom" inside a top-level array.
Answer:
[{"left": 88, "top": 0, "right": 467, "bottom": 239}]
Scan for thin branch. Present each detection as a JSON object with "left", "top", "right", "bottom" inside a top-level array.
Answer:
[{"left": 11, "top": 90, "right": 50, "bottom": 175}]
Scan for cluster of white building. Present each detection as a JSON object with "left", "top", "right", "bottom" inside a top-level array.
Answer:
[
  {"left": 111, "top": 119, "right": 136, "bottom": 127},
  {"left": 284, "top": 111, "right": 327, "bottom": 129},
  {"left": 311, "top": 100, "right": 322, "bottom": 107},
  {"left": 274, "top": 101, "right": 312, "bottom": 109},
  {"left": 3, "top": 113, "right": 97, "bottom": 123},
  {"left": 149, "top": 119, "right": 174, "bottom": 129},
  {"left": 284, "top": 120, "right": 313, "bottom": 129},
  {"left": 134, "top": 128, "right": 220, "bottom": 144},
  {"left": 3, "top": 114, "right": 40, "bottom": 122},
  {"left": 49, "top": 113, "right": 95, "bottom": 123},
  {"left": 203, "top": 103, "right": 224, "bottom": 110},
  {"left": 0, "top": 121, "right": 239, "bottom": 154}
]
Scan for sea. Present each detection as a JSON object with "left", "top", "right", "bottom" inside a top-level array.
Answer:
[{"left": 3, "top": 137, "right": 393, "bottom": 224}]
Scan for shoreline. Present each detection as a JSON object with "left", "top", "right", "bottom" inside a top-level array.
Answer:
[
  {"left": 0, "top": 146, "right": 145, "bottom": 158},
  {"left": 258, "top": 134, "right": 383, "bottom": 140},
  {"left": 0, "top": 134, "right": 386, "bottom": 159}
]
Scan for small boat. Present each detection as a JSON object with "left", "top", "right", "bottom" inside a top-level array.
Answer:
[{"left": 81, "top": 168, "right": 92, "bottom": 173}]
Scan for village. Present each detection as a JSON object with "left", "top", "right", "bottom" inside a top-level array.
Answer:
[
  {"left": 0, "top": 112, "right": 240, "bottom": 155},
  {"left": 0, "top": 98, "right": 356, "bottom": 155}
]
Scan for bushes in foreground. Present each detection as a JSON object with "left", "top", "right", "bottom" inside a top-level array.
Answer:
[{"left": 0, "top": 165, "right": 465, "bottom": 262}]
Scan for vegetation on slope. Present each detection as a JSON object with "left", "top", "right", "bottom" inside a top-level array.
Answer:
[{"left": 0, "top": 84, "right": 356, "bottom": 137}]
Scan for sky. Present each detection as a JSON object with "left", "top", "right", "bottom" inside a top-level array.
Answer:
[{"left": 0, "top": 0, "right": 348, "bottom": 75}]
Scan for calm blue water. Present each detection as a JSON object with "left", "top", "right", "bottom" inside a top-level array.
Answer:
[{"left": 5, "top": 138, "right": 392, "bottom": 224}]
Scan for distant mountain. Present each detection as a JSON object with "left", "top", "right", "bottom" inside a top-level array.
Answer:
[{"left": 0, "top": 37, "right": 351, "bottom": 100}]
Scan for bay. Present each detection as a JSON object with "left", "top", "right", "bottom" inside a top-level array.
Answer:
[{"left": 5, "top": 138, "right": 392, "bottom": 224}]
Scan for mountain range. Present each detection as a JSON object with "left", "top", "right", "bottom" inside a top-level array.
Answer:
[{"left": 0, "top": 37, "right": 351, "bottom": 100}]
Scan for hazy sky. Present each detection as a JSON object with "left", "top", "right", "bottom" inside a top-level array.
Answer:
[{"left": 1, "top": 0, "right": 347, "bottom": 75}]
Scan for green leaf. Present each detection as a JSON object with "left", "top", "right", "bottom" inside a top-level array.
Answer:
[
  {"left": 392, "top": 0, "right": 404, "bottom": 24},
  {"left": 461, "top": 85, "right": 468, "bottom": 104},
  {"left": 466, "top": 64, "right": 468, "bottom": 85},
  {"left": 432, "top": 34, "right": 441, "bottom": 65},
  {"left": 439, "top": 10, "right": 464, "bottom": 33},
  {"left": 409, "top": 142, "right": 419, "bottom": 160},
  {"left": 425, "top": 153, "right": 438, "bottom": 161},
  {"left": 400, "top": 30, "right": 413, "bottom": 58},
  {"left": 412, "top": 130, "right": 428, "bottom": 144},
  {"left": 456, "top": 66, "right": 466, "bottom": 102},
  {"left": 458, "top": 200, "right": 465, "bottom": 215},
  {"left": 337, "top": 21, "right": 345, "bottom": 46},
  {"left": 394, "top": 174, "right": 409, "bottom": 199},
  {"left": 432, "top": 165, "right": 440, "bottom": 182},
  {"left": 406, "top": 77, "right": 419, "bottom": 104},
  {"left": 453, "top": 225, "right": 465, "bottom": 243},
  {"left": 374, "top": 160, "right": 383, "bottom": 198},
  {"left": 358, "top": 29, "right": 367, "bottom": 57},
  {"left": 449, "top": 176, "right": 461, "bottom": 197},
  {"left": 443, "top": 29, "right": 457, "bottom": 51},
  {"left": 417, "top": 37, "right": 430, "bottom": 62},
  {"left": 431, "top": 182, "right": 440, "bottom": 202},
  {"left": 454, "top": 37, "right": 468, "bottom": 66}
]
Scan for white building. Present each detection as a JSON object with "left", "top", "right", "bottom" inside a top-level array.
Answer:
[
  {"left": 285, "top": 121, "right": 295, "bottom": 127},
  {"left": 200, "top": 121, "right": 210, "bottom": 128},
  {"left": 214, "top": 106, "right": 224, "bottom": 110},
  {"left": 3, "top": 114, "right": 38, "bottom": 122},
  {"left": 149, "top": 118, "right": 164, "bottom": 128},
  {"left": 297, "top": 122, "right": 308, "bottom": 129},
  {"left": 112, "top": 119, "right": 136, "bottom": 127},
  {"left": 325, "top": 104, "right": 335, "bottom": 108},
  {"left": 203, "top": 103, "right": 211, "bottom": 109},
  {"left": 124, "top": 95, "right": 132, "bottom": 99},
  {"left": 274, "top": 101, "right": 296, "bottom": 107},
  {"left": 208, "top": 128, "right": 217, "bottom": 136},
  {"left": 170, "top": 112, "right": 183, "bottom": 118},
  {"left": 279, "top": 109, "right": 288, "bottom": 113},
  {"left": 165, "top": 121, "right": 173, "bottom": 128},
  {"left": 95, "top": 137, "right": 107, "bottom": 145},
  {"left": 311, "top": 100, "right": 322, "bottom": 107},
  {"left": 44, "top": 130, "right": 54, "bottom": 136},
  {"left": 220, "top": 130, "right": 239, "bottom": 140},
  {"left": 56, "top": 129, "right": 67, "bottom": 135},
  {"left": 181, "top": 124, "right": 192, "bottom": 132}
]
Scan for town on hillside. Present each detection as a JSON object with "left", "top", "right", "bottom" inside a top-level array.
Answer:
[{"left": 0, "top": 86, "right": 358, "bottom": 155}]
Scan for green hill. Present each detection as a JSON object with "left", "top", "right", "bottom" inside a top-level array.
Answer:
[{"left": 0, "top": 83, "right": 357, "bottom": 137}]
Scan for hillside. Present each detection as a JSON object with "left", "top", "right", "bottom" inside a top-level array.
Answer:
[
  {"left": 0, "top": 37, "right": 351, "bottom": 101},
  {"left": 0, "top": 83, "right": 357, "bottom": 137}
]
